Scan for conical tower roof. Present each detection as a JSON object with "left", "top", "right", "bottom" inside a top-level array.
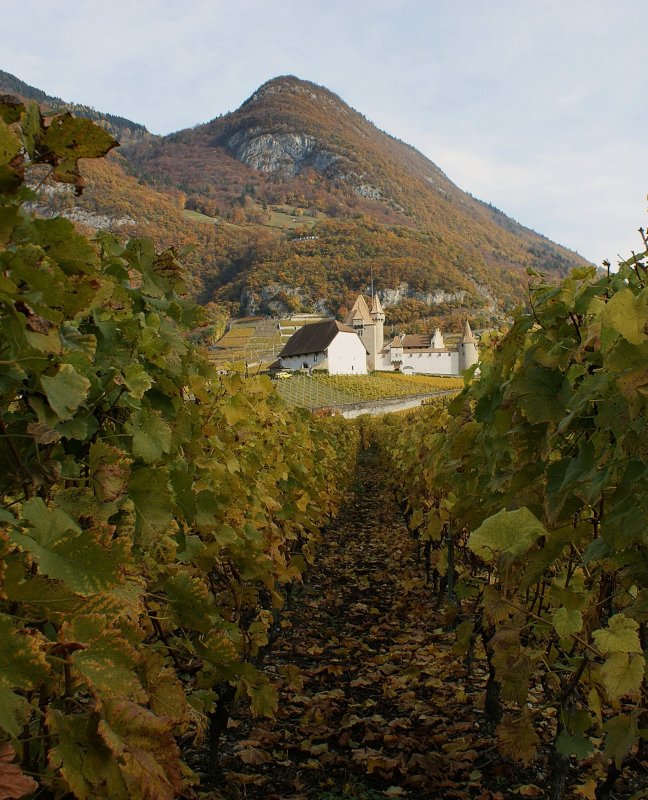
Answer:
[
  {"left": 345, "top": 295, "right": 373, "bottom": 325},
  {"left": 462, "top": 320, "right": 476, "bottom": 344},
  {"left": 370, "top": 293, "right": 384, "bottom": 316}
]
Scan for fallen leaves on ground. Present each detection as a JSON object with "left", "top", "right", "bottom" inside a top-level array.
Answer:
[{"left": 199, "top": 457, "right": 645, "bottom": 799}]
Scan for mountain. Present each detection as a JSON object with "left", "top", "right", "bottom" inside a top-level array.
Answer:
[
  {"left": 0, "top": 69, "right": 152, "bottom": 145},
  {"left": 0, "top": 71, "right": 590, "bottom": 327}
]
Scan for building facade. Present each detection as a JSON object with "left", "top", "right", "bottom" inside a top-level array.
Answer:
[
  {"left": 278, "top": 319, "right": 368, "bottom": 375},
  {"left": 279, "top": 297, "right": 478, "bottom": 376},
  {"left": 347, "top": 295, "right": 478, "bottom": 375}
]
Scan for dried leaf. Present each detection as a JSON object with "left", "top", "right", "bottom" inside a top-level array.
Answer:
[{"left": 0, "top": 743, "right": 38, "bottom": 800}]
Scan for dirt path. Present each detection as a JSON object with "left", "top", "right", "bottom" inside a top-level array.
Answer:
[{"left": 206, "top": 452, "right": 515, "bottom": 800}]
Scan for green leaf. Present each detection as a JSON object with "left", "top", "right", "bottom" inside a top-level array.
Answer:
[
  {"left": 0, "top": 119, "right": 21, "bottom": 166},
  {"left": 552, "top": 608, "right": 583, "bottom": 638},
  {"left": 123, "top": 363, "right": 153, "bottom": 399},
  {"left": 604, "top": 713, "right": 640, "bottom": 768},
  {"left": 67, "top": 615, "right": 145, "bottom": 701},
  {"left": 128, "top": 467, "right": 174, "bottom": 539},
  {"left": 505, "top": 366, "right": 567, "bottom": 423},
  {"left": 12, "top": 498, "right": 125, "bottom": 594},
  {"left": 129, "top": 408, "right": 173, "bottom": 463},
  {"left": 593, "top": 614, "right": 642, "bottom": 654},
  {"left": 555, "top": 729, "right": 593, "bottom": 760},
  {"left": 41, "top": 363, "right": 91, "bottom": 421},
  {"left": 21, "top": 102, "right": 44, "bottom": 159},
  {"left": 0, "top": 96, "right": 25, "bottom": 124},
  {"left": 32, "top": 217, "right": 99, "bottom": 274},
  {"left": 163, "top": 571, "right": 214, "bottom": 633},
  {"left": 89, "top": 442, "right": 132, "bottom": 502},
  {"left": 0, "top": 687, "right": 30, "bottom": 738},
  {"left": 0, "top": 204, "right": 20, "bottom": 245},
  {"left": 238, "top": 665, "right": 279, "bottom": 717},
  {"left": 47, "top": 709, "right": 127, "bottom": 800},
  {"left": 468, "top": 507, "right": 545, "bottom": 563},
  {"left": 40, "top": 113, "right": 118, "bottom": 191}
]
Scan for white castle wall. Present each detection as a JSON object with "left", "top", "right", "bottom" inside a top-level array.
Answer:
[
  {"left": 327, "top": 331, "right": 368, "bottom": 374},
  {"left": 280, "top": 351, "right": 326, "bottom": 370}
]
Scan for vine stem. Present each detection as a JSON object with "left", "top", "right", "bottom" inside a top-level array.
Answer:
[{"left": 497, "top": 594, "right": 604, "bottom": 658}]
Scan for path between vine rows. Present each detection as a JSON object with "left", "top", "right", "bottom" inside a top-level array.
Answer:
[{"left": 205, "top": 453, "right": 540, "bottom": 800}]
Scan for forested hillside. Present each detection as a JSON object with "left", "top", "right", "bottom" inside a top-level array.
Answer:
[{"left": 0, "top": 70, "right": 590, "bottom": 326}]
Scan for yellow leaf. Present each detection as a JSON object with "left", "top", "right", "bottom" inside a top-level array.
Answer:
[
  {"left": 574, "top": 779, "right": 597, "bottom": 799},
  {"left": 598, "top": 652, "right": 644, "bottom": 701},
  {"left": 515, "top": 785, "right": 543, "bottom": 797},
  {"left": 593, "top": 614, "right": 642, "bottom": 654}
]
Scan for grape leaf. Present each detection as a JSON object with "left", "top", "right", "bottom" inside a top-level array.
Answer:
[
  {"left": 496, "top": 710, "right": 539, "bottom": 765},
  {"left": 65, "top": 615, "right": 145, "bottom": 701},
  {"left": 600, "top": 288, "right": 648, "bottom": 346},
  {"left": 0, "top": 119, "right": 21, "bottom": 167},
  {"left": 97, "top": 700, "right": 183, "bottom": 800},
  {"left": 238, "top": 666, "right": 279, "bottom": 718},
  {"left": 592, "top": 614, "right": 642, "bottom": 654},
  {"left": 0, "top": 688, "right": 30, "bottom": 739},
  {"left": 0, "top": 742, "right": 38, "bottom": 800},
  {"left": 128, "top": 408, "right": 173, "bottom": 463},
  {"left": 163, "top": 570, "right": 214, "bottom": 633},
  {"left": 0, "top": 96, "right": 25, "bottom": 124},
  {"left": 89, "top": 441, "right": 132, "bottom": 502},
  {"left": 604, "top": 713, "right": 640, "bottom": 768},
  {"left": 0, "top": 613, "right": 49, "bottom": 691},
  {"left": 47, "top": 709, "right": 127, "bottom": 800},
  {"left": 13, "top": 498, "right": 125, "bottom": 594},
  {"left": 41, "top": 363, "right": 91, "bottom": 421},
  {"left": 597, "top": 652, "right": 644, "bottom": 701},
  {"left": 552, "top": 607, "right": 583, "bottom": 638},
  {"left": 123, "top": 363, "right": 153, "bottom": 399},
  {"left": 469, "top": 507, "right": 545, "bottom": 562},
  {"left": 128, "top": 467, "right": 174, "bottom": 538}
]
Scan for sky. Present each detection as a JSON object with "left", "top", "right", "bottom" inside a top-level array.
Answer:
[{"left": 1, "top": 0, "right": 645, "bottom": 265}]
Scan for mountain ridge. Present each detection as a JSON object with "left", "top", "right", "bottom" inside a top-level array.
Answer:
[{"left": 0, "top": 69, "right": 590, "bottom": 326}]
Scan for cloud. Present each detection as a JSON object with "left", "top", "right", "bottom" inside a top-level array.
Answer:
[{"left": 1, "top": 0, "right": 646, "bottom": 263}]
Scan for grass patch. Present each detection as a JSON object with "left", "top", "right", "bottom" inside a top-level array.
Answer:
[{"left": 182, "top": 208, "right": 218, "bottom": 223}]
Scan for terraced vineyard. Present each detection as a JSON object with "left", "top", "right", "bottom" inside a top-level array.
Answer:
[
  {"left": 209, "top": 318, "right": 282, "bottom": 371},
  {"left": 210, "top": 315, "right": 330, "bottom": 372}
]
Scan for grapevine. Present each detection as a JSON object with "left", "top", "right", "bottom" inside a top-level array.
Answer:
[
  {"left": 0, "top": 98, "right": 359, "bottom": 797},
  {"left": 379, "top": 259, "right": 648, "bottom": 797}
]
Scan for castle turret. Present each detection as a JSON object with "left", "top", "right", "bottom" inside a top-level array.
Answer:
[
  {"left": 346, "top": 295, "right": 377, "bottom": 369},
  {"left": 370, "top": 293, "right": 385, "bottom": 367},
  {"left": 431, "top": 327, "right": 444, "bottom": 349},
  {"left": 458, "top": 320, "right": 478, "bottom": 371}
]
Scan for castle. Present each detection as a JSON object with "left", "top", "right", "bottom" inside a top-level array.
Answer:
[
  {"left": 278, "top": 294, "right": 478, "bottom": 376},
  {"left": 345, "top": 294, "right": 478, "bottom": 375}
]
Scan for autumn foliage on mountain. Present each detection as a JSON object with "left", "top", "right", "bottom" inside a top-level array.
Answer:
[{"left": 0, "top": 70, "right": 589, "bottom": 325}]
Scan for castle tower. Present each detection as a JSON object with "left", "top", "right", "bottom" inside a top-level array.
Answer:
[
  {"left": 345, "top": 295, "right": 374, "bottom": 368},
  {"left": 458, "top": 320, "right": 478, "bottom": 371},
  {"left": 431, "top": 327, "right": 444, "bottom": 349},
  {"left": 369, "top": 293, "right": 385, "bottom": 369}
]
